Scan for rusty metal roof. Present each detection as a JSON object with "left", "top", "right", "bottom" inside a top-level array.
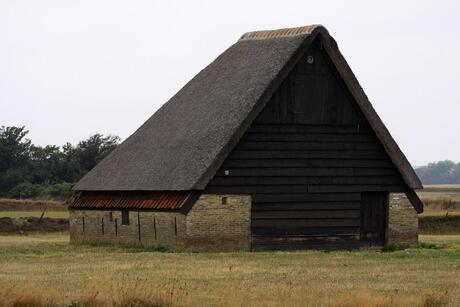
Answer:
[{"left": 70, "top": 191, "right": 191, "bottom": 210}]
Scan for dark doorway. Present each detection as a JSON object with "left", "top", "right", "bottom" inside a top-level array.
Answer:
[{"left": 360, "top": 192, "right": 388, "bottom": 246}]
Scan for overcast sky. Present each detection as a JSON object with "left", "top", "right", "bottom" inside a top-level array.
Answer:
[{"left": 1, "top": 0, "right": 459, "bottom": 166}]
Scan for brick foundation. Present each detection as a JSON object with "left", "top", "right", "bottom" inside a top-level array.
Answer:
[
  {"left": 69, "top": 194, "right": 251, "bottom": 251},
  {"left": 387, "top": 193, "right": 418, "bottom": 245},
  {"left": 186, "top": 194, "right": 251, "bottom": 251}
]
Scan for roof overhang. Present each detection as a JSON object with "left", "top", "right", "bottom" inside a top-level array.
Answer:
[
  {"left": 70, "top": 191, "right": 194, "bottom": 211},
  {"left": 405, "top": 190, "right": 424, "bottom": 213}
]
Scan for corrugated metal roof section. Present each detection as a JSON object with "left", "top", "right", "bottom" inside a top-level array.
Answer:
[
  {"left": 70, "top": 191, "right": 192, "bottom": 210},
  {"left": 240, "top": 25, "right": 321, "bottom": 40}
]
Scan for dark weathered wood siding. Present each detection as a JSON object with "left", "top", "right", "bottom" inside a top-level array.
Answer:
[{"left": 205, "top": 39, "right": 409, "bottom": 250}]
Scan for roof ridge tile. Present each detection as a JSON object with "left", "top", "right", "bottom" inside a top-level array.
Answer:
[{"left": 239, "top": 25, "right": 322, "bottom": 40}]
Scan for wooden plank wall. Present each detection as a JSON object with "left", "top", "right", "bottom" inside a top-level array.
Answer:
[{"left": 205, "top": 38, "right": 409, "bottom": 250}]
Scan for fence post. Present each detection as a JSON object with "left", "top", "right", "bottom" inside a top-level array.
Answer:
[{"left": 138, "top": 212, "right": 141, "bottom": 242}]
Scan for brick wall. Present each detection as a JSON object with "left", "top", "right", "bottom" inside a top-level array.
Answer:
[
  {"left": 69, "top": 194, "right": 252, "bottom": 251},
  {"left": 387, "top": 193, "right": 418, "bottom": 245},
  {"left": 186, "top": 194, "right": 251, "bottom": 251},
  {"left": 69, "top": 210, "right": 186, "bottom": 248}
]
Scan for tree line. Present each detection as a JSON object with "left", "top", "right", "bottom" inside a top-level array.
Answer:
[
  {"left": 414, "top": 160, "right": 460, "bottom": 185},
  {"left": 0, "top": 126, "right": 120, "bottom": 199},
  {"left": 0, "top": 125, "right": 459, "bottom": 199}
]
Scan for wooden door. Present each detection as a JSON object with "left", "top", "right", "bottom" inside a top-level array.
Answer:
[{"left": 360, "top": 192, "right": 388, "bottom": 246}]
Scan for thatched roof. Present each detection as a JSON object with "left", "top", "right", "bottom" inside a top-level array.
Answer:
[{"left": 74, "top": 25, "right": 422, "bottom": 191}]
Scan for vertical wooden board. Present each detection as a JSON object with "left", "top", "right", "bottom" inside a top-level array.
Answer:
[
  {"left": 295, "top": 40, "right": 370, "bottom": 126},
  {"left": 297, "top": 39, "right": 327, "bottom": 76},
  {"left": 360, "top": 192, "right": 388, "bottom": 245},
  {"left": 202, "top": 37, "right": 409, "bottom": 250},
  {"left": 279, "top": 77, "right": 289, "bottom": 122},
  {"left": 273, "top": 85, "right": 281, "bottom": 124},
  {"left": 294, "top": 75, "right": 326, "bottom": 123},
  {"left": 320, "top": 74, "right": 337, "bottom": 123},
  {"left": 286, "top": 72, "right": 296, "bottom": 124}
]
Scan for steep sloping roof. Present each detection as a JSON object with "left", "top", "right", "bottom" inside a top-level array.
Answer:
[{"left": 74, "top": 25, "right": 422, "bottom": 191}]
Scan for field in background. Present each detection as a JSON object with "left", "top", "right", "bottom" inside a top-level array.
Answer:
[
  {"left": 0, "top": 212, "right": 68, "bottom": 234},
  {"left": 0, "top": 185, "right": 459, "bottom": 235},
  {"left": 0, "top": 198, "right": 67, "bottom": 211},
  {"left": 422, "top": 184, "right": 460, "bottom": 192},
  {"left": 418, "top": 185, "right": 460, "bottom": 212},
  {"left": 0, "top": 211, "right": 68, "bottom": 219},
  {"left": 417, "top": 185, "right": 460, "bottom": 236},
  {"left": 0, "top": 198, "right": 69, "bottom": 233},
  {"left": 0, "top": 233, "right": 458, "bottom": 306},
  {"left": 1, "top": 184, "right": 459, "bottom": 217}
]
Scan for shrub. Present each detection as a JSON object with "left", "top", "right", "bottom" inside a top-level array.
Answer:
[
  {"left": 382, "top": 243, "right": 407, "bottom": 252},
  {"left": 8, "top": 182, "right": 73, "bottom": 200},
  {"left": 8, "top": 182, "right": 43, "bottom": 199},
  {"left": 416, "top": 242, "right": 440, "bottom": 249},
  {"left": 40, "top": 182, "right": 73, "bottom": 199}
]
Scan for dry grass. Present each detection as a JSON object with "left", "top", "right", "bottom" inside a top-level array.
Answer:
[
  {"left": 418, "top": 191, "right": 460, "bottom": 235},
  {"left": 0, "top": 211, "right": 69, "bottom": 219},
  {"left": 0, "top": 198, "right": 67, "bottom": 211},
  {"left": 0, "top": 281, "right": 451, "bottom": 307},
  {"left": 419, "top": 215, "right": 460, "bottom": 235},
  {"left": 422, "top": 184, "right": 460, "bottom": 191},
  {"left": 327, "top": 289, "right": 449, "bottom": 307},
  {"left": 0, "top": 283, "right": 54, "bottom": 307},
  {"left": 422, "top": 197, "right": 460, "bottom": 213},
  {"left": 419, "top": 211, "right": 460, "bottom": 218},
  {"left": 417, "top": 186, "right": 460, "bottom": 219},
  {"left": 0, "top": 281, "right": 452, "bottom": 307},
  {"left": 0, "top": 233, "right": 458, "bottom": 306}
]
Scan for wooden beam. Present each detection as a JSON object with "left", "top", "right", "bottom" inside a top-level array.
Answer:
[{"left": 405, "top": 190, "right": 424, "bottom": 213}]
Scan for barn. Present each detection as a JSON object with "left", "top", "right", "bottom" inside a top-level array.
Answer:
[{"left": 69, "top": 25, "right": 423, "bottom": 251}]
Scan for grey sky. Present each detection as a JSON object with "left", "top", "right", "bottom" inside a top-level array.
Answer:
[{"left": 1, "top": 0, "right": 459, "bottom": 166}]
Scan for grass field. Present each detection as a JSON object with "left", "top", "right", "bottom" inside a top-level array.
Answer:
[
  {"left": 0, "top": 188, "right": 459, "bottom": 305},
  {"left": 419, "top": 211, "right": 460, "bottom": 217},
  {"left": 417, "top": 185, "right": 460, "bottom": 220},
  {"left": 0, "top": 233, "right": 458, "bottom": 306}
]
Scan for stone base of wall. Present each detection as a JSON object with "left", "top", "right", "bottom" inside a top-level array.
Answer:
[
  {"left": 186, "top": 194, "right": 251, "bottom": 251},
  {"left": 388, "top": 193, "right": 418, "bottom": 245},
  {"left": 69, "top": 194, "right": 252, "bottom": 251},
  {"left": 70, "top": 192, "right": 420, "bottom": 250},
  {"left": 69, "top": 210, "right": 186, "bottom": 249}
]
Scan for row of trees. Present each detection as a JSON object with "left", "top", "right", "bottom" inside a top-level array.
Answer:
[
  {"left": 0, "top": 126, "right": 120, "bottom": 199},
  {"left": 415, "top": 160, "right": 460, "bottom": 185},
  {"left": 1, "top": 125, "right": 458, "bottom": 199}
]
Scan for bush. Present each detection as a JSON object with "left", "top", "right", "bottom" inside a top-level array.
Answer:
[
  {"left": 416, "top": 242, "right": 440, "bottom": 249},
  {"left": 40, "top": 182, "right": 73, "bottom": 199},
  {"left": 382, "top": 243, "right": 406, "bottom": 252},
  {"left": 8, "top": 182, "right": 73, "bottom": 200},
  {"left": 8, "top": 182, "right": 43, "bottom": 199}
]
